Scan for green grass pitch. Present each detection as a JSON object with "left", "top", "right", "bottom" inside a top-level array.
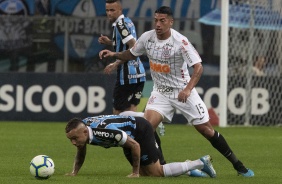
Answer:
[{"left": 0, "top": 122, "right": 281, "bottom": 184}]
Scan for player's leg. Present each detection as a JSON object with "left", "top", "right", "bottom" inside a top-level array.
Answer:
[
  {"left": 113, "top": 83, "right": 143, "bottom": 115},
  {"left": 121, "top": 110, "right": 166, "bottom": 136},
  {"left": 135, "top": 117, "right": 210, "bottom": 177},
  {"left": 144, "top": 92, "right": 175, "bottom": 130},
  {"left": 144, "top": 110, "right": 167, "bottom": 164},
  {"left": 145, "top": 110, "right": 166, "bottom": 161},
  {"left": 176, "top": 90, "right": 254, "bottom": 177},
  {"left": 154, "top": 131, "right": 166, "bottom": 165},
  {"left": 144, "top": 92, "right": 175, "bottom": 165},
  {"left": 139, "top": 160, "right": 163, "bottom": 176},
  {"left": 121, "top": 110, "right": 166, "bottom": 165},
  {"left": 158, "top": 122, "right": 166, "bottom": 136},
  {"left": 126, "top": 82, "right": 144, "bottom": 112},
  {"left": 144, "top": 109, "right": 163, "bottom": 129},
  {"left": 194, "top": 122, "right": 254, "bottom": 177},
  {"left": 141, "top": 155, "right": 216, "bottom": 178},
  {"left": 134, "top": 116, "right": 168, "bottom": 169},
  {"left": 119, "top": 111, "right": 144, "bottom": 117},
  {"left": 112, "top": 82, "right": 124, "bottom": 115}
]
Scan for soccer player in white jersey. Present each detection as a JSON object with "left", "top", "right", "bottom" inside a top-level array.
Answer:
[{"left": 99, "top": 6, "right": 254, "bottom": 177}]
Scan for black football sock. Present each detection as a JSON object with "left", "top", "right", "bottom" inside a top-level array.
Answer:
[
  {"left": 154, "top": 131, "right": 166, "bottom": 165},
  {"left": 209, "top": 131, "right": 248, "bottom": 173},
  {"left": 233, "top": 160, "right": 248, "bottom": 173}
]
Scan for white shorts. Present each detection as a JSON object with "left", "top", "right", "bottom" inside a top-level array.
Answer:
[{"left": 145, "top": 89, "right": 210, "bottom": 125}]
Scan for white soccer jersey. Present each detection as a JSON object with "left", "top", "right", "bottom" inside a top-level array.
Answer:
[{"left": 130, "top": 29, "right": 202, "bottom": 99}]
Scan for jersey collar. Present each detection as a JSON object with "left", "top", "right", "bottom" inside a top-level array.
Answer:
[{"left": 112, "top": 14, "right": 125, "bottom": 27}]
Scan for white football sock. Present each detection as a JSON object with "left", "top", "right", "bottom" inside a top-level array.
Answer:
[
  {"left": 119, "top": 111, "right": 144, "bottom": 117},
  {"left": 162, "top": 160, "right": 203, "bottom": 177}
]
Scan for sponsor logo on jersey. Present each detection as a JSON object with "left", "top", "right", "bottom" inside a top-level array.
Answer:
[
  {"left": 93, "top": 130, "right": 114, "bottom": 138},
  {"left": 149, "top": 60, "right": 170, "bottom": 74},
  {"left": 156, "top": 84, "right": 173, "bottom": 94},
  {"left": 128, "top": 73, "right": 146, "bottom": 79}
]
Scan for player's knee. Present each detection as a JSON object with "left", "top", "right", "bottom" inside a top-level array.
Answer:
[
  {"left": 141, "top": 164, "right": 164, "bottom": 177},
  {"left": 194, "top": 122, "right": 214, "bottom": 139},
  {"left": 144, "top": 113, "right": 162, "bottom": 130}
]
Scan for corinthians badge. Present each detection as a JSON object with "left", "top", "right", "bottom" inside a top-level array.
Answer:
[{"left": 162, "top": 46, "right": 172, "bottom": 58}]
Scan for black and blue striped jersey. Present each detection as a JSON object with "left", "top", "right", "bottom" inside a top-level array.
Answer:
[
  {"left": 82, "top": 115, "right": 160, "bottom": 165},
  {"left": 82, "top": 115, "right": 137, "bottom": 148},
  {"left": 112, "top": 15, "right": 146, "bottom": 85}
]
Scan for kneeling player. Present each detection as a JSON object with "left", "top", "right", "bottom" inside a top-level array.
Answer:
[{"left": 65, "top": 115, "right": 216, "bottom": 178}]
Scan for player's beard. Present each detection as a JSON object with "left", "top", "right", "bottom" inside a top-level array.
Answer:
[
  {"left": 155, "top": 28, "right": 171, "bottom": 39},
  {"left": 155, "top": 28, "right": 162, "bottom": 34}
]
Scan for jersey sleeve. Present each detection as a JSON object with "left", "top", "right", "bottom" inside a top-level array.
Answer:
[
  {"left": 130, "top": 32, "right": 148, "bottom": 56},
  {"left": 180, "top": 38, "right": 202, "bottom": 67},
  {"left": 91, "top": 128, "right": 128, "bottom": 147},
  {"left": 116, "top": 18, "right": 134, "bottom": 44}
]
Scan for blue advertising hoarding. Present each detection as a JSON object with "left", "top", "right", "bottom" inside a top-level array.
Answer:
[{"left": 1, "top": 73, "right": 280, "bottom": 125}]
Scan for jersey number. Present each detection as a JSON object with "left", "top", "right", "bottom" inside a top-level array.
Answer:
[{"left": 196, "top": 103, "right": 205, "bottom": 115}]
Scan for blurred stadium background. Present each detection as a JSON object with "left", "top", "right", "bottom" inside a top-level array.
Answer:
[{"left": 0, "top": 0, "right": 281, "bottom": 126}]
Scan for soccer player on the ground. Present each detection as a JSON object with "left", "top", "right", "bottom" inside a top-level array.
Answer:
[
  {"left": 65, "top": 115, "right": 216, "bottom": 178},
  {"left": 99, "top": 6, "right": 254, "bottom": 177}
]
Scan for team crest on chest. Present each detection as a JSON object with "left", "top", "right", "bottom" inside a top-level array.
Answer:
[
  {"left": 162, "top": 42, "right": 173, "bottom": 58},
  {"left": 162, "top": 45, "right": 172, "bottom": 58}
]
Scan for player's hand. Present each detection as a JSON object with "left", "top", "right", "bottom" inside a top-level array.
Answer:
[
  {"left": 127, "top": 173, "right": 140, "bottom": 178},
  {"left": 99, "top": 50, "right": 114, "bottom": 59},
  {"left": 178, "top": 89, "right": 191, "bottom": 103},
  {"left": 98, "top": 34, "right": 112, "bottom": 45},
  {"left": 104, "top": 62, "right": 118, "bottom": 74}
]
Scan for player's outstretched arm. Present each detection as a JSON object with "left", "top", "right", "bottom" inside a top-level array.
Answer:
[
  {"left": 99, "top": 50, "right": 137, "bottom": 63},
  {"left": 104, "top": 60, "right": 122, "bottom": 74},
  {"left": 123, "top": 136, "right": 140, "bottom": 177},
  {"left": 65, "top": 144, "right": 87, "bottom": 176}
]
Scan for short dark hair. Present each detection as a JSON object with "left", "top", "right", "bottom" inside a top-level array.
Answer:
[
  {"left": 65, "top": 118, "right": 84, "bottom": 133},
  {"left": 155, "top": 6, "right": 173, "bottom": 17},
  {"left": 106, "top": 0, "right": 120, "bottom": 3}
]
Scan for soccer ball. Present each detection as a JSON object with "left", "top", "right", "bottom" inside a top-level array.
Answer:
[{"left": 29, "top": 155, "right": 55, "bottom": 179}]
